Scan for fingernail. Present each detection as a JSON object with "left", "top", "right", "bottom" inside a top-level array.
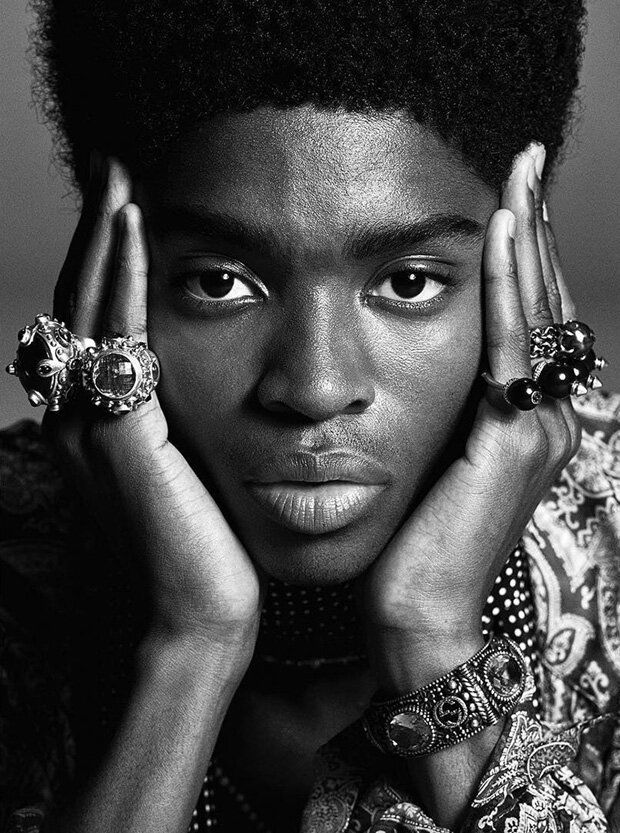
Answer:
[
  {"left": 526, "top": 156, "right": 538, "bottom": 192},
  {"left": 529, "top": 142, "right": 546, "bottom": 180},
  {"left": 507, "top": 212, "right": 516, "bottom": 240}
]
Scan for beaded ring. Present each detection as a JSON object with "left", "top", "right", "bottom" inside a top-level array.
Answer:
[{"left": 482, "top": 319, "right": 607, "bottom": 410}]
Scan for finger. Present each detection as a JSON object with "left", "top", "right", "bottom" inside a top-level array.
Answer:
[
  {"left": 533, "top": 188, "right": 562, "bottom": 323},
  {"left": 103, "top": 204, "right": 149, "bottom": 344},
  {"left": 68, "top": 157, "right": 132, "bottom": 340},
  {"left": 542, "top": 205, "right": 578, "bottom": 322},
  {"left": 54, "top": 149, "right": 105, "bottom": 322},
  {"left": 483, "top": 208, "right": 532, "bottom": 383},
  {"left": 501, "top": 144, "right": 553, "bottom": 328}
]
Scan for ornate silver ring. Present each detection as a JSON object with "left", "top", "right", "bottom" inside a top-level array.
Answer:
[
  {"left": 6, "top": 313, "right": 93, "bottom": 412},
  {"left": 81, "top": 335, "right": 160, "bottom": 415}
]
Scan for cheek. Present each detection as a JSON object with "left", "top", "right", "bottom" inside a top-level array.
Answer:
[
  {"left": 147, "top": 307, "right": 255, "bottom": 436},
  {"left": 370, "top": 297, "right": 483, "bottom": 445}
]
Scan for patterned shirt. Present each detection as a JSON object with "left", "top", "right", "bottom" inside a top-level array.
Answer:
[{"left": 1, "top": 391, "right": 619, "bottom": 833}]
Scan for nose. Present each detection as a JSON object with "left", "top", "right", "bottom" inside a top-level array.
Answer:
[{"left": 257, "top": 290, "right": 376, "bottom": 421}]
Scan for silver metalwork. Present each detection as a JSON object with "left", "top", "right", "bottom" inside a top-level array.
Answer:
[
  {"left": 362, "top": 636, "right": 527, "bottom": 758},
  {"left": 529, "top": 324, "right": 561, "bottom": 360},
  {"left": 81, "top": 335, "right": 160, "bottom": 415},
  {"left": 5, "top": 313, "right": 91, "bottom": 411},
  {"left": 481, "top": 371, "right": 518, "bottom": 398}
]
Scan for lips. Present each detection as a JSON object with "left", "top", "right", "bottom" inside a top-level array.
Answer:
[{"left": 244, "top": 451, "right": 390, "bottom": 534}]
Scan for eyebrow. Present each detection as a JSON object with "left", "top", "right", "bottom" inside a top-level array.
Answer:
[{"left": 149, "top": 205, "right": 486, "bottom": 261}]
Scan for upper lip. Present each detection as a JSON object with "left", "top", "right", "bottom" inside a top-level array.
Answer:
[{"left": 244, "top": 450, "right": 391, "bottom": 485}]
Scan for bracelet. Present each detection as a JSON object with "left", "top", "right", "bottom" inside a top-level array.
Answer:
[{"left": 362, "top": 635, "right": 527, "bottom": 758}]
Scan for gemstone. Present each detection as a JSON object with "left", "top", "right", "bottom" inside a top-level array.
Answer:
[
  {"left": 92, "top": 351, "right": 137, "bottom": 397},
  {"left": 536, "top": 361, "right": 575, "bottom": 399},
  {"left": 560, "top": 320, "right": 595, "bottom": 358},
  {"left": 16, "top": 335, "right": 52, "bottom": 396},
  {"left": 387, "top": 711, "right": 432, "bottom": 752},
  {"left": 505, "top": 378, "right": 542, "bottom": 410},
  {"left": 486, "top": 652, "right": 523, "bottom": 698}
]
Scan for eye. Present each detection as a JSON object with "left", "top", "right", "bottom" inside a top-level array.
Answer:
[
  {"left": 182, "top": 268, "right": 261, "bottom": 302},
  {"left": 370, "top": 267, "right": 446, "bottom": 304}
]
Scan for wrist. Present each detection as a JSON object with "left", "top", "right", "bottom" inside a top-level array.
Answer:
[
  {"left": 368, "top": 626, "right": 485, "bottom": 695},
  {"left": 140, "top": 624, "right": 256, "bottom": 689}
]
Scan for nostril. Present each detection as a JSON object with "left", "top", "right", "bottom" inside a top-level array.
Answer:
[{"left": 346, "top": 398, "right": 371, "bottom": 414}]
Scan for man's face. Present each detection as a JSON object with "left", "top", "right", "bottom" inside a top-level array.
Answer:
[{"left": 139, "top": 105, "right": 497, "bottom": 585}]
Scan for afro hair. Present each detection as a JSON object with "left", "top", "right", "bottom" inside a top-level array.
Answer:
[{"left": 31, "top": 0, "right": 587, "bottom": 192}]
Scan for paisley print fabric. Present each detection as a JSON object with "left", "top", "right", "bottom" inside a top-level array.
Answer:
[{"left": 1, "top": 390, "right": 619, "bottom": 832}]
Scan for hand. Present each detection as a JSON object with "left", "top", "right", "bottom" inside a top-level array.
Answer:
[
  {"left": 43, "top": 153, "right": 265, "bottom": 654},
  {"left": 360, "top": 144, "right": 581, "bottom": 686}
]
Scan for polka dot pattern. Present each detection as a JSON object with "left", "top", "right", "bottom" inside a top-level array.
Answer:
[{"left": 480, "top": 542, "right": 542, "bottom": 711}]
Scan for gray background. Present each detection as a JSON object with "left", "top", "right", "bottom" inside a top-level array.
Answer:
[{"left": 2, "top": 1, "right": 619, "bottom": 428}]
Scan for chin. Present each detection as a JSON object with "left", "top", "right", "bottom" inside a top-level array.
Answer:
[{"left": 238, "top": 516, "right": 395, "bottom": 587}]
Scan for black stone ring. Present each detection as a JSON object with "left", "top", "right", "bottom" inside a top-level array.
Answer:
[{"left": 481, "top": 372, "right": 542, "bottom": 411}]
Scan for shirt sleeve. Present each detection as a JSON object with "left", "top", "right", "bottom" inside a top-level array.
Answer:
[
  {"left": 302, "top": 668, "right": 614, "bottom": 833},
  {"left": 355, "top": 685, "right": 613, "bottom": 833}
]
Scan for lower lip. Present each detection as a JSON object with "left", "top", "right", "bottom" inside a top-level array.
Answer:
[{"left": 245, "top": 481, "right": 386, "bottom": 534}]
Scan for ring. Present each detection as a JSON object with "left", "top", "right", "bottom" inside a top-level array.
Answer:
[
  {"left": 81, "top": 335, "right": 160, "bottom": 415},
  {"left": 529, "top": 320, "right": 597, "bottom": 361},
  {"left": 5, "top": 313, "right": 93, "bottom": 412},
  {"left": 481, "top": 373, "right": 543, "bottom": 410},
  {"left": 532, "top": 358, "right": 602, "bottom": 399}
]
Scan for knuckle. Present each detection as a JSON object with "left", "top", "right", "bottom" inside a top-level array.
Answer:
[
  {"left": 517, "top": 207, "right": 537, "bottom": 235},
  {"left": 505, "top": 324, "right": 530, "bottom": 357},
  {"left": 95, "top": 196, "right": 117, "bottom": 223},
  {"left": 546, "top": 281, "right": 561, "bottom": 308},
  {"left": 528, "top": 293, "right": 553, "bottom": 324},
  {"left": 115, "top": 252, "right": 146, "bottom": 279},
  {"left": 105, "top": 306, "right": 147, "bottom": 338},
  {"left": 486, "top": 323, "right": 529, "bottom": 360},
  {"left": 95, "top": 204, "right": 113, "bottom": 224},
  {"left": 488, "top": 258, "right": 518, "bottom": 284},
  {"left": 533, "top": 189, "right": 544, "bottom": 216},
  {"left": 545, "top": 229, "right": 559, "bottom": 259}
]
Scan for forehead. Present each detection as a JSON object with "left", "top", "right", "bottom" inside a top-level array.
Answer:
[{"left": 147, "top": 105, "right": 495, "bottom": 241}]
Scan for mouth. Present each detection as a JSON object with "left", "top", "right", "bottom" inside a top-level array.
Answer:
[{"left": 244, "top": 451, "right": 390, "bottom": 535}]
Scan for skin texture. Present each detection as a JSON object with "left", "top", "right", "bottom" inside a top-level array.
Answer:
[
  {"left": 42, "top": 106, "right": 581, "bottom": 832},
  {"left": 140, "top": 106, "right": 496, "bottom": 585}
]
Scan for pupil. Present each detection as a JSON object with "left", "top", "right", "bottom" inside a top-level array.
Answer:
[
  {"left": 390, "top": 271, "right": 425, "bottom": 299},
  {"left": 200, "top": 271, "right": 234, "bottom": 298}
]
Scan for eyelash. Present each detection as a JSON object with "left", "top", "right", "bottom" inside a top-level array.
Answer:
[{"left": 171, "top": 259, "right": 453, "bottom": 314}]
